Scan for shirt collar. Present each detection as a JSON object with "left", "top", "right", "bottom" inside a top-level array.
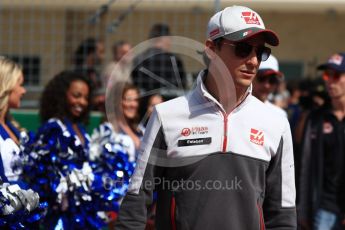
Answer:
[{"left": 196, "top": 70, "right": 252, "bottom": 113}]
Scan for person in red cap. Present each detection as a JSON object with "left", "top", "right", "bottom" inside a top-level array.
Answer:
[
  {"left": 115, "top": 5, "right": 296, "bottom": 229},
  {"left": 253, "top": 54, "right": 287, "bottom": 117},
  {"left": 298, "top": 52, "right": 345, "bottom": 230}
]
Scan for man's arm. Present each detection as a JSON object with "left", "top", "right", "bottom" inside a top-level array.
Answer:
[
  {"left": 115, "top": 108, "right": 167, "bottom": 229},
  {"left": 263, "top": 120, "right": 297, "bottom": 229}
]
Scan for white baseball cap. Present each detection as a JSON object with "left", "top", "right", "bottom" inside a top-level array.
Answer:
[
  {"left": 258, "top": 54, "right": 283, "bottom": 77},
  {"left": 207, "top": 5, "right": 279, "bottom": 46}
]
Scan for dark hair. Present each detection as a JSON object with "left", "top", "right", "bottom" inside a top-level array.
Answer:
[
  {"left": 201, "top": 37, "right": 224, "bottom": 67},
  {"left": 40, "top": 71, "right": 93, "bottom": 124},
  {"left": 122, "top": 83, "right": 139, "bottom": 100},
  {"left": 74, "top": 37, "right": 97, "bottom": 67},
  {"left": 112, "top": 40, "right": 128, "bottom": 58},
  {"left": 213, "top": 37, "right": 224, "bottom": 50},
  {"left": 149, "top": 23, "right": 171, "bottom": 39}
]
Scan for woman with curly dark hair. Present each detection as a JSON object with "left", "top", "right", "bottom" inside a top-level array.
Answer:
[
  {"left": 39, "top": 70, "right": 92, "bottom": 139},
  {"left": 24, "top": 71, "right": 110, "bottom": 229}
]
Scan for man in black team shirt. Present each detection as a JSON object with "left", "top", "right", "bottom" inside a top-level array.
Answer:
[
  {"left": 298, "top": 52, "right": 345, "bottom": 230},
  {"left": 116, "top": 5, "right": 296, "bottom": 229}
]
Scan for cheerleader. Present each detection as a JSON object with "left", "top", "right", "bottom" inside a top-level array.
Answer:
[
  {"left": 119, "top": 83, "right": 143, "bottom": 151},
  {"left": 107, "top": 82, "right": 143, "bottom": 154},
  {"left": 90, "top": 121, "right": 136, "bottom": 163},
  {"left": 0, "top": 57, "right": 45, "bottom": 228},
  {"left": 25, "top": 71, "right": 96, "bottom": 229},
  {"left": 26, "top": 70, "right": 136, "bottom": 229},
  {"left": 0, "top": 57, "right": 26, "bottom": 184},
  {"left": 90, "top": 83, "right": 138, "bottom": 162},
  {"left": 39, "top": 71, "right": 92, "bottom": 151},
  {"left": 89, "top": 83, "right": 139, "bottom": 226}
]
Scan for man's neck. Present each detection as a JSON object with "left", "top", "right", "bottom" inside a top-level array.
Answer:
[
  {"left": 332, "top": 96, "right": 345, "bottom": 120},
  {"left": 235, "top": 86, "right": 249, "bottom": 102},
  {"left": 205, "top": 72, "right": 248, "bottom": 114}
]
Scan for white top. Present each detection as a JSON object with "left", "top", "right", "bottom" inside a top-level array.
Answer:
[
  {"left": 0, "top": 125, "right": 24, "bottom": 182},
  {"left": 265, "top": 100, "right": 287, "bottom": 118},
  {"left": 90, "top": 122, "right": 136, "bottom": 162}
]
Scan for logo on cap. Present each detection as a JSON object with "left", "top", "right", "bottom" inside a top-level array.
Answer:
[
  {"left": 250, "top": 128, "right": 264, "bottom": 146},
  {"left": 209, "top": 28, "right": 220, "bottom": 38},
  {"left": 328, "top": 54, "right": 343, "bottom": 66},
  {"left": 241, "top": 12, "right": 261, "bottom": 25},
  {"left": 243, "top": 30, "right": 253, "bottom": 37}
]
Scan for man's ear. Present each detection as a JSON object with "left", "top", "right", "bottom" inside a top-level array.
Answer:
[{"left": 205, "top": 39, "right": 217, "bottom": 60}]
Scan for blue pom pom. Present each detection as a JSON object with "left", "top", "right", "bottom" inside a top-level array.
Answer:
[{"left": 22, "top": 119, "right": 137, "bottom": 228}]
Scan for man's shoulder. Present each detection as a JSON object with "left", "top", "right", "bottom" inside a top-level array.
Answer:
[
  {"left": 248, "top": 96, "right": 281, "bottom": 115},
  {"left": 264, "top": 101, "right": 288, "bottom": 117},
  {"left": 155, "top": 90, "right": 203, "bottom": 120},
  {"left": 245, "top": 96, "right": 289, "bottom": 128},
  {"left": 156, "top": 95, "right": 189, "bottom": 112}
]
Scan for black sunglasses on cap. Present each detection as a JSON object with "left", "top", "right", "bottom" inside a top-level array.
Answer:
[{"left": 222, "top": 42, "right": 271, "bottom": 61}]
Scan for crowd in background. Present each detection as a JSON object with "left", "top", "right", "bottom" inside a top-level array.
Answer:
[{"left": 0, "top": 19, "right": 344, "bottom": 230}]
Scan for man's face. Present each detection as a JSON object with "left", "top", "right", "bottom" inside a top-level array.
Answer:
[
  {"left": 116, "top": 44, "right": 132, "bottom": 63},
  {"left": 95, "top": 41, "right": 105, "bottom": 65},
  {"left": 323, "top": 69, "right": 345, "bottom": 99},
  {"left": 252, "top": 73, "right": 279, "bottom": 102},
  {"left": 212, "top": 35, "right": 267, "bottom": 90}
]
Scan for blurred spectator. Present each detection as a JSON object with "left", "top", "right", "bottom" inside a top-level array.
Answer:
[
  {"left": 287, "top": 81, "right": 302, "bottom": 131},
  {"left": 271, "top": 81, "right": 290, "bottom": 110},
  {"left": 74, "top": 37, "right": 105, "bottom": 89},
  {"left": 293, "top": 78, "right": 330, "bottom": 147},
  {"left": 91, "top": 74, "right": 137, "bottom": 164},
  {"left": 111, "top": 82, "right": 143, "bottom": 152},
  {"left": 311, "top": 77, "right": 330, "bottom": 108},
  {"left": 138, "top": 93, "right": 164, "bottom": 131},
  {"left": 74, "top": 38, "right": 105, "bottom": 111},
  {"left": 252, "top": 54, "right": 287, "bottom": 117},
  {"left": 103, "top": 40, "right": 133, "bottom": 87},
  {"left": 298, "top": 52, "right": 345, "bottom": 230},
  {"left": 132, "top": 23, "right": 186, "bottom": 95},
  {"left": 146, "top": 94, "right": 163, "bottom": 118}
]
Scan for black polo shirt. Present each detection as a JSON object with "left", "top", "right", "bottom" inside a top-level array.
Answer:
[{"left": 320, "top": 112, "right": 345, "bottom": 213}]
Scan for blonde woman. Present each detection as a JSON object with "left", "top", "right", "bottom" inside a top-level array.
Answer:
[
  {"left": 0, "top": 57, "right": 45, "bottom": 228},
  {"left": 0, "top": 57, "right": 26, "bottom": 183}
]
